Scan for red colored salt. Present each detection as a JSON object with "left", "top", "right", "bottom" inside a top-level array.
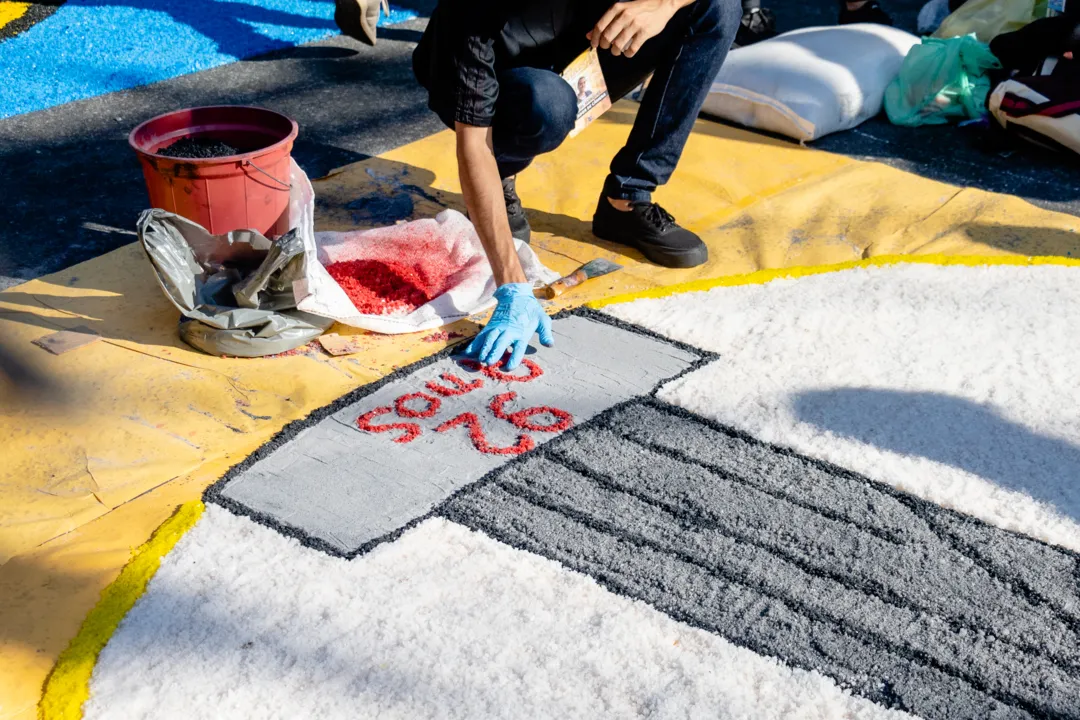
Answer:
[
  {"left": 326, "top": 257, "right": 452, "bottom": 316},
  {"left": 394, "top": 391, "right": 441, "bottom": 418},
  {"left": 459, "top": 358, "right": 544, "bottom": 383},
  {"left": 435, "top": 412, "right": 535, "bottom": 455},
  {"left": 356, "top": 406, "right": 421, "bottom": 443},
  {"left": 490, "top": 392, "right": 573, "bottom": 432},
  {"left": 425, "top": 373, "right": 484, "bottom": 397},
  {"left": 421, "top": 330, "right": 464, "bottom": 343}
]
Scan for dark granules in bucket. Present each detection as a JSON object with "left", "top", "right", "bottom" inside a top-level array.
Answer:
[
  {"left": 160, "top": 136, "right": 241, "bottom": 159},
  {"left": 326, "top": 259, "right": 452, "bottom": 315}
]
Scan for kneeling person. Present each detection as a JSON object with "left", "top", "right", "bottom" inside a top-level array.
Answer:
[{"left": 414, "top": 0, "right": 739, "bottom": 368}]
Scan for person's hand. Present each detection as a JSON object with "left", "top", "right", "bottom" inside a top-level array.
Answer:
[
  {"left": 587, "top": 0, "right": 680, "bottom": 58},
  {"left": 465, "top": 283, "right": 555, "bottom": 369}
]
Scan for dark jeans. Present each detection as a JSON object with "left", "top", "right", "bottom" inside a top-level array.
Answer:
[{"left": 492, "top": 0, "right": 740, "bottom": 203}]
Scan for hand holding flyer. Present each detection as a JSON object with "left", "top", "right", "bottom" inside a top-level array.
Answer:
[{"left": 560, "top": 49, "right": 612, "bottom": 138}]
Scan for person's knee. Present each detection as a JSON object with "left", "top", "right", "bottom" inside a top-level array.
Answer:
[
  {"left": 503, "top": 69, "right": 577, "bottom": 153},
  {"left": 546, "top": 79, "right": 579, "bottom": 146},
  {"left": 691, "top": 0, "right": 742, "bottom": 38}
]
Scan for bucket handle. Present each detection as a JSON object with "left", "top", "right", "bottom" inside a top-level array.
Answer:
[{"left": 244, "top": 159, "right": 292, "bottom": 190}]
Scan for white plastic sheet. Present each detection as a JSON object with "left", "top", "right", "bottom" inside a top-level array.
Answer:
[{"left": 287, "top": 162, "right": 559, "bottom": 335}]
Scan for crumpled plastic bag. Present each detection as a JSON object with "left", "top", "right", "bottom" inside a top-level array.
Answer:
[
  {"left": 884, "top": 34, "right": 1002, "bottom": 127},
  {"left": 137, "top": 209, "right": 333, "bottom": 358},
  {"left": 933, "top": 0, "right": 1041, "bottom": 43}
]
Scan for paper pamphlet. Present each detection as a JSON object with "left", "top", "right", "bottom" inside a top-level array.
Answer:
[{"left": 561, "top": 48, "right": 612, "bottom": 138}]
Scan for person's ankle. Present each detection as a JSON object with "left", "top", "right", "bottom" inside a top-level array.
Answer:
[
  {"left": 845, "top": 0, "right": 868, "bottom": 9},
  {"left": 607, "top": 197, "right": 633, "bottom": 212}
]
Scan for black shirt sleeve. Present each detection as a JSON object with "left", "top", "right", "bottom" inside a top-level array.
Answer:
[{"left": 454, "top": 32, "right": 499, "bottom": 127}]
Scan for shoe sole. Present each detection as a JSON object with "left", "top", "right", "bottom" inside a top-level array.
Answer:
[{"left": 592, "top": 223, "right": 708, "bottom": 269}]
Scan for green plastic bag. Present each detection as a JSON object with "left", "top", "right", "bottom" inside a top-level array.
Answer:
[{"left": 884, "top": 35, "right": 1001, "bottom": 127}]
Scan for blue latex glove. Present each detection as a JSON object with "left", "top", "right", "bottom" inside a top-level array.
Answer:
[{"left": 465, "top": 283, "right": 554, "bottom": 370}]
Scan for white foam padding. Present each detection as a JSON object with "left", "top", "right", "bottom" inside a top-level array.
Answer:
[{"left": 703, "top": 24, "right": 920, "bottom": 142}]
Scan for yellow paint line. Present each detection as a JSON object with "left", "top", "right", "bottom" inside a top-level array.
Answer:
[
  {"left": 38, "top": 502, "right": 204, "bottom": 720},
  {"left": 587, "top": 253, "right": 1080, "bottom": 308},
  {"left": 0, "top": 2, "right": 30, "bottom": 30}
]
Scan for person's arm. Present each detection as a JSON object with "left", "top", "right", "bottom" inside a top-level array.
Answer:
[
  {"left": 456, "top": 123, "right": 554, "bottom": 369},
  {"left": 446, "top": 17, "right": 554, "bottom": 369},
  {"left": 455, "top": 123, "right": 526, "bottom": 286}
]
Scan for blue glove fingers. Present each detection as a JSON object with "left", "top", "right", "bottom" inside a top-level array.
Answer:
[
  {"left": 505, "top": 334, "right": 529, "bottom": 370},
  {"left": 464, "top": 330, "right": 487, "bottom": 358},
  {"left": 478, "top": 328, "right": 504, "bottom": 364},
  {"left": 485, "top": 330, "right": 515, "bottom": 366},
  {"left": 537, "top": 312, "right": 555, "bottom": 347}
]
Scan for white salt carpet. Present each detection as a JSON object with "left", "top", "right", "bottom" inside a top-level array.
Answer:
[
  {"left": 84, "top": 506, "right": 909, "bottom": 720},
  {"left": 607, "top": 263, "right": 1080, "bottom": 551}
]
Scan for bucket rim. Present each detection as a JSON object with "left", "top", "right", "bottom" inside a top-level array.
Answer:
[{"left": 128, "top": 105, "right": 299, "bottom": 163}]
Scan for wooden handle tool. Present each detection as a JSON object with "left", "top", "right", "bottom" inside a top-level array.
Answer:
[{"left": 537, "top": 259, "right": 623, "bottom": 300}]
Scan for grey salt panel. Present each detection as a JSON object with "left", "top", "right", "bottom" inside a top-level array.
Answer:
[{"left": 216, "top": 315, "right": 699, "bottom": 554}]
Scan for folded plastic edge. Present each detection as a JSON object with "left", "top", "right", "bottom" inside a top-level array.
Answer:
[{"left": 38, "top": 501, "right": 206, "bottom": 720}]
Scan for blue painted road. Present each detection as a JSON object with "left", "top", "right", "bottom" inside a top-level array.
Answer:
[{"left": 0, "top": 0, "right": 417, "bottom": 120}]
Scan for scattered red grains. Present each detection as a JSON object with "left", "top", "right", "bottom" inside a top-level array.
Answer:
[
  {"left": 421, "top": 330, "right": 466, "bottom": 343},
  {"left": 459, "top": 358, "right": 544, "bottom": 383},
  {"left": 356, "top": 406, "right": 421, "bottom": 443},
  {"left": 326, "top": 258, "right": 452, "bottom": 316},
  {"left": 220, "top": 341, "right": 318, "bottom": 359},
  {"left": 394, "top": 391, "right": 442, "bottom": 419},
  {"left": 490, "top": 392, "right": 574, "bottom": 432},
  {"left": 266, "top": 342, "right": 319, "bottom": 358},
  {"left": 435, "top": 412, "right": 535, "bottom": 455},
  {"left": 425, "top": 373, "right": 484, "bottom": 397}
]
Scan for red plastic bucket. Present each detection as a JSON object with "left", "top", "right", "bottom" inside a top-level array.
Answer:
[{"left": 129, "top": 106, "right": 299, "bottom": 237}]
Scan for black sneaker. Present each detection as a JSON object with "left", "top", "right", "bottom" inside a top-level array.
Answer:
[
  {"left": 735, "top": 7, "right": 777, "bottom": 48},
  {"left": 839, "top": 0, "right": 893, "bottom": 25},
  {"left": 592, "top": 198, "right": 708, "bottom": 269},
  {"left": 503, "top": 176, "right": 531, "bottom": 244}
]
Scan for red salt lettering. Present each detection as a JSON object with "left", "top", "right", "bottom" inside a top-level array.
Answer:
[
  {"left": 425, "top": 373, "right": 484, "bottom": 397},
  {"left": 356, "top": 406, "right": 421, "bottom": 444},
  {"left": 489, "top": 392, "right": 574, "bottom": 432},
  {"left": 394, "top": 391, "right": 442, "bottom": 419},
  {"left": 459, "top": 358, "right": 543, "bottom": 383},
  {"left": 434, "top": 412, "right": 535, "bottom": 456}
]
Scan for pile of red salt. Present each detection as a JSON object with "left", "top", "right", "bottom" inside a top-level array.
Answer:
[{"left": 326, "top": 258, "right": 452, "bottom": 315}]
